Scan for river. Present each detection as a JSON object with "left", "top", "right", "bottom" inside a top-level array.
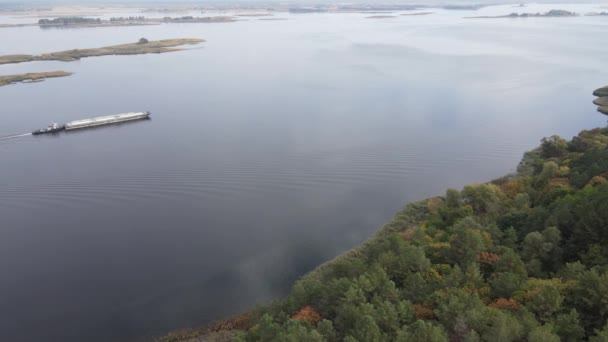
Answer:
[{"left": 0, "top": 4, "right": 607, "bottom": 341}]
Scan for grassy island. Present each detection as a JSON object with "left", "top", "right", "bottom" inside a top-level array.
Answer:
[
  {"left": 160, "top": 91, "right": 608, "bottom": 341},
  {"left": 0, "top": 38, "right": 204, "bottom": 65},
  {"left": 366, "top": 15, "right": 396, "bottom": 19},
  {"left": 0, "top": 71, "right": 72, "bottom": 87},
  {"left": 467, "top": 9, "right": 578, "bottom": 19},
  {"left": 594, "top": 86, "right": 608, "bottom": 97},
  {"left": 594, "top": 86, "right": 608, "bottom": 115},
  {"left": 401, "top": 12, "right": 434, "bottom": 16}
]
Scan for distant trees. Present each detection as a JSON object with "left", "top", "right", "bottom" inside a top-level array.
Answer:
[
  {"left": 138, "top": 38, "right": 149, "bottom": 45},
  {"left": 38, "top": 17, "right": 101, "bottom": 25},
  {"left": 109, "top": 16, "right": 146, "bottom": 22}
]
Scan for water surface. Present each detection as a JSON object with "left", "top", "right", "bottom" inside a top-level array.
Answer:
[{"left": 1, "top": 5, "right": 607, "bottom": 341}]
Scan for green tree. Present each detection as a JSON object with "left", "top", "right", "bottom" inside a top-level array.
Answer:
[
  {"left": 528, "top": 325, "right": 560, "bottom": 342},
  {"left": 490, "top": 249, "right": 527, "bottom": 298},
  {"left": 526, "top": 284, "right": 563, "bottom": 321},
  {"left": 396, "top": 320, "right": 448, "bottom": 342},
  {"left": 446, "top": 188, "right": 463, "bottom": 208},
  {"left": 590, "top": 322, "right": 608, "bottom": 342},
  {"left": 347, "top": 315, "right": 382, "bottom": 342},
  {"left": 553, "top": 309, "right": 585, "bottom": 342},
  {"left": 573, "top": 269, "right": 608, "bottom": 333},
  {"left": 276, "top": 320, "right": 325, "bottom": 342},
  {"left": 522, "top": 227, "right": 562, "bottom": 276},
  {"left": 477, "top": 309, "right": 522, "bottom": 342},
  {"left": 316, "top": 320, "right": 336, "bottom": 342},
  {"left": 540, "top": 135, "right": 568, "bottom": 158},
  {"left": 461, "top": 184, "right": 505, "bottom": 217},
  {"left": 433, "top": 289, "right": 485, "bottom": 337}
]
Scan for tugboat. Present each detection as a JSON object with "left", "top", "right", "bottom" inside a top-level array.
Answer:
[{"left": 32, "top": 122, "right": 65, "bottom": 135}]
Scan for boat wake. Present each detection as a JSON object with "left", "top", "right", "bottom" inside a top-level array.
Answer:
[{"left": 0, "top": 133, "right": 32, "bottom": 140}]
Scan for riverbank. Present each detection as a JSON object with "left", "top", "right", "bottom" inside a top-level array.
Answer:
[
  {"left": 0, "top": 38, "right": 204, "bottom": 65},
  {"left": 0, "top": 71, "right": 72, "bottom": 86}
]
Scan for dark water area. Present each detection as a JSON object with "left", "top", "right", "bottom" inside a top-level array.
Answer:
[{"left": 0, "top": 6, "right": 607, "bottom": 342}]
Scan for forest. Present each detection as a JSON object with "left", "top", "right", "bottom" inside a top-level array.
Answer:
[{"left": 228, "top": 126, "right": 608, "bottom": 341}]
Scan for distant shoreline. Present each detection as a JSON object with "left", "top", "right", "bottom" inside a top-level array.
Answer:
[{"left": 0, "top": 16, "right": 235, "bottom": 29}]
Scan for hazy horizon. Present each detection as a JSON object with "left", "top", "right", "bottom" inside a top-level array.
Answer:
[{"left": 2, "top": 0, "right": 608, "bottom": 6}]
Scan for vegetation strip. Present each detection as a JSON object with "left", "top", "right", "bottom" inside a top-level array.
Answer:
[
  {"left": 0, "top": 38, "right": 204, "bottom": 65},
  {"left": 0, "top": 71, "right": 72, "bottom": 87}
]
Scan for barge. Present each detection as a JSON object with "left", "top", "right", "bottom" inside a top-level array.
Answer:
[
  {"left": 64, "top": 111, "right": 150, "bottom": 130},
  {"left": 32, "top": 122, "right": 65, "bottom": 135},
  {"left": 32, "top": 111, "right": 150, "bottom": 135}
]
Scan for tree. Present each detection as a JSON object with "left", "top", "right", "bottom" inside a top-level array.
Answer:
[
  {"left": 291, "top": 306, "right": 321, "bottom": 325},
  {"left": 536, "top": 161, "right": 559, "bottom": 186},
  {"left": 590, "top": 322, "right": 608, "bottom": 342},
  {"left": 572, "top": 269, "right": 608, "bottom": 333},
  {"left": 490, "top": 272, "right": 526, "bottom": 299},
  {"left": 553, "top": 309, "right": 585, "bottom": 342},
  {"left": 461, "top": 184, "right": 505, "bottom": 217},
  {"left": 528, "top": 325, "right": 560, "bottom": 342},
  {"left": 347, "top": 315, "right": 382, "bottom": 342},
  {"left": 446, "top": 188, "right": 463, "bottom": 208},
  {"left": 490, "top": 249, "right": 527, "bottom": 298},
  {"left": 449, "top": 227, "right": 486, "bottom": 268},
  {"left": 433, "top": 289, "right": 485, "bottom": 337},
  {"left": 138, "top": 37, "right": 149, "bottom": 44},
  {"left": 396, "top": 320, "right": 448, "bottom": 342},
  {"left": 526, "top": 284, "right": 563, "bottom": 321},
  {"left": 477, "top": 309, "right": 522, "bottom": 342},
  {"left": 522, "top": 227, "right": 562, "bottom": 276},
  {"left": 316, "top": 320, "right": 336, "bottom": 341},
  {"left": 540, "top": 135, "right": 568, "bottom": 158},
  {"left": 276, "top": 320, "right": 325, "bottom": 342}
]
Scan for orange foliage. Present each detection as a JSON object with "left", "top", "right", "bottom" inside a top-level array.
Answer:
[
  {"left": 499, "top": 180, "right": 526, "bottom": 198},
  {"left": 208, "top": 311, "right": 256, "bottom": 332},
  {"left": 426, "top": 197, "right": 444, "bottom": 212},
  {"left": 291, "top": 306, "right": 321, "bottom": 324},
  {"left": 489, "top": 298, "right": 521, "bottom": 312},
  {"left": 588, "top": 176, "right": 607, "bottom": 187},
  {"left": 401, "top": 228, "right": 416, "bottom": 241},
  {"left": 543, "top": 178, "right": 571, "bottom": 193},
  {"left": 479, "top": 252, "right": 500, "bottom": 265},
  {"left": 414, "top": 304, "right": 435, "bottom": 320}
]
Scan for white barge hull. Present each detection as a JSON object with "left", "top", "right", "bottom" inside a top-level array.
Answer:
[{"left": 64, "top": 111, "right": 150, "bottom": 131}]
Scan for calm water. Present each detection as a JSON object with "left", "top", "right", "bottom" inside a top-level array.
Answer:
[{"left": 1, "top": 5, "right": 607, "bottom": 341}]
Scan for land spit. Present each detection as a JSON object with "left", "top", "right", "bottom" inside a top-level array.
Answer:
[
  {"left": 593, "top": 86, "right": 608, "bottom": 115},
  {"left": 0, "top": 71, "right": 72, "bottom": 87},
  {"left": 0, "top": 38, "right": 204, "bottom": 65}
]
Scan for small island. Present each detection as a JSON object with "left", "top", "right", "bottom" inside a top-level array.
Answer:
[
  {"left": 594, "top": 86, "right": 608, "bottom": 115},
  {"left": 366, "top": 15, "right": 397, "bottom": 19},
  {"left": 0, "top": 71, "right": 72, "bottom": 87},
  {"left": 236, "top": 13, "right": 274, "bottom": 17},
  {"left": 467, "top": 9, "right": 577, "bottom": 19},
  {"left": 0, "top": 38, "right": 204, "bottom": 65},
  {"left": 401, "top": 12, "right": 434, "bottom": 16}
]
